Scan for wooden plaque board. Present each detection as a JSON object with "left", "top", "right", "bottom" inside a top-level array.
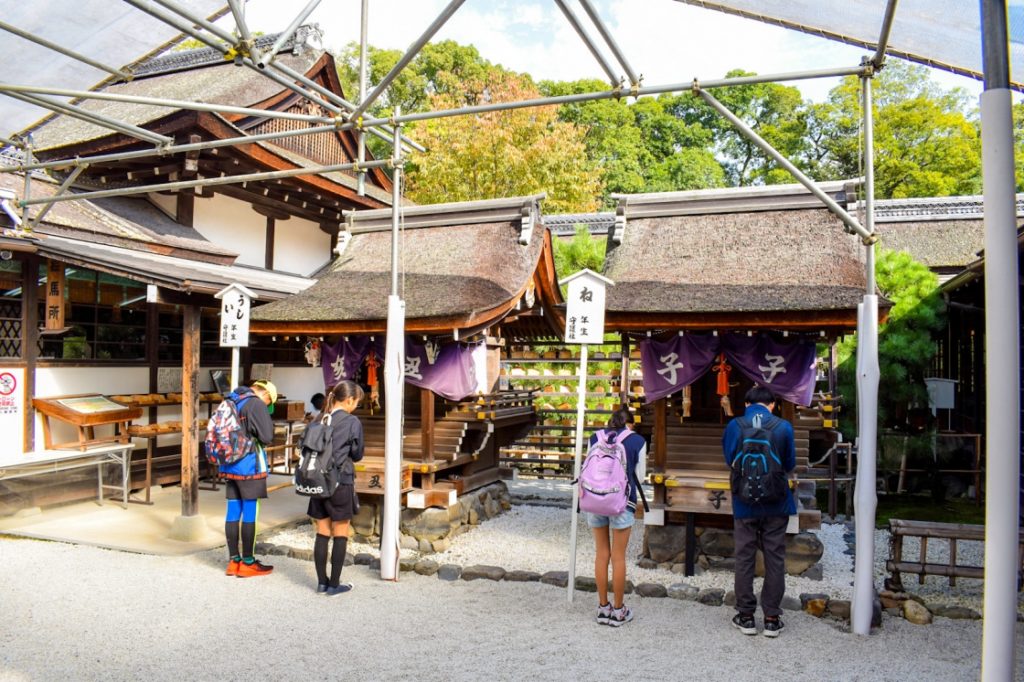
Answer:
[{"left": 33, "top": 394, "right": 142, "bottom": 450}]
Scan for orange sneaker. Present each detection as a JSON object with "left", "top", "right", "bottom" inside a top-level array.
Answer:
[
  {"left": 236, "top": 559, "right": 274, "bottom": 578},
  {"left": 226, "top": 559, "right": 241, "bottom": 577}
]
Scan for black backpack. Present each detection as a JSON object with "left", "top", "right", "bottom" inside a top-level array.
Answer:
[
  {"left": 729, "top": 414, "right": 788, "bottom": 506},
  {"left": 294, "top": 415, "right": 337, "bottom": 499}
]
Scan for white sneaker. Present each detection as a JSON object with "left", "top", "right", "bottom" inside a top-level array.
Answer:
[
  {"left": 596, "top": 602, "right": 613, "bottom": 625},
  {"left": 608, "top": 605, "right": 633, "bottom": 627}
]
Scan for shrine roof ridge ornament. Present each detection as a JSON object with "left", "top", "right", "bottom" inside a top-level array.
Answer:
[
  {"left": 343, "top": 194, "right": 546, "bottom": 245},
  {"left": 852, "top": 194, "right": 1024, "bottom": 222},
  {"left": 558, "top": 267, "right": 614, "bottom": 288}
]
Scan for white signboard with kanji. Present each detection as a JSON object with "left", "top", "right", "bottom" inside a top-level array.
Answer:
[
  {"left": 215, "top": 284, "right": 257, "bottom": 348},
  {"left": 560, "top": 269, "right": 613, "bottom": 345}
]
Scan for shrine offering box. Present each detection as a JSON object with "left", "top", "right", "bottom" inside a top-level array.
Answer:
[{"left": 277, "top": 400, "right": 305, "bottom": 421}]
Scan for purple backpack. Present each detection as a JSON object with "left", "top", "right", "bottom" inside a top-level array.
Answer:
[{"left": 578, "top": 430, "right": 630, "bottom": 515}]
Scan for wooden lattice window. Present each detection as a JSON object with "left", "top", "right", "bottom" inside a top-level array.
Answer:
[{"left": 0, "top": 259, "right": 22, "bottom": 358}]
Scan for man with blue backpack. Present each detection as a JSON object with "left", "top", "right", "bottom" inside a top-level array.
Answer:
[
  {"left": 722, "top": 385, "right": 796, "bottom": 638},
  {"left": 206, "top": 380, "right": 279, "bottom": 578}
]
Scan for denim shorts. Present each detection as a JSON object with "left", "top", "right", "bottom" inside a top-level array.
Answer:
[{"left": 586, "top": 507, "right": 635, "bottom": 530}]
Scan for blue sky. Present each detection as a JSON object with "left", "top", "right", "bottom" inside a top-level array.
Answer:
[{"left": 233, "top": 0, "right": 986, "bottom": 105}]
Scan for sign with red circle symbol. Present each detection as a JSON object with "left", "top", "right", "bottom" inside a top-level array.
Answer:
[{"left": 0, "top": 372, "right": 16, "bottom": 396}]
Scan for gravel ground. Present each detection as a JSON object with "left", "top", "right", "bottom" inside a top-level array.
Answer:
[{"left": 2, "top": 536, "right": 1022, "bottom": 682}]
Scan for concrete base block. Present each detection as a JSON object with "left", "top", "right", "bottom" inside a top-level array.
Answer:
[{"left": 168, "top": 514, "right": 208, "bottom": 543}]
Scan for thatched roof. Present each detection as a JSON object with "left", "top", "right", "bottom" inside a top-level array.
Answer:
[
  {"left": 251, "top": 196, "right": 548, "bottom": 333},
  {"left": 604, "top": 183, "right": 868, "bottom": 320}
]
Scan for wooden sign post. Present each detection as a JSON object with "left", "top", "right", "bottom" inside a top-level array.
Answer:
[
  {"left": 559, "top": 268, "right": 613, "bottom": 603},
  {"left": 214, "top": 283, "right": 257, "bottom": 389}
]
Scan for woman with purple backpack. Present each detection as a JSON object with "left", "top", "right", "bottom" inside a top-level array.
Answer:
[{"left": 583, "top": 405, "right": 647, "bottom": 627}]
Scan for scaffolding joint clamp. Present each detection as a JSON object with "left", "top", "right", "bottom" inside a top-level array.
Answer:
[
  {"left": 691, "top": 78, "right": 701, "bottom": 95},
  {"left": 862, "top": 232, "right": 880, "bottom": 246}
]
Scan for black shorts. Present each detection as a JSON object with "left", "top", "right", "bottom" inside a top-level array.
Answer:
[
  {"left": 307, "top": 484, "right": 358, "bottom": 522},
  {"left": 225, "top": 478, "right": 268, "bottom": 500}
]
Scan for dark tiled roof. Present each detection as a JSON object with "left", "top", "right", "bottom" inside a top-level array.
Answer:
[
  {"left": 604, "top": 206, "right": 867, "bottom": 314},
  {"left": 132, "top": 26, "right": 322, "bottom": 78},
  {"left": 543, "top": 213, "right": 614, "bottom": 237}
]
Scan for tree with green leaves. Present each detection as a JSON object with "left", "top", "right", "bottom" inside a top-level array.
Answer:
[
  {"left": 836, "top": 248, "right": 946, "bottom": 435},
  {"left": 553, "top": 225, "right": 606, "bottom": 278}
]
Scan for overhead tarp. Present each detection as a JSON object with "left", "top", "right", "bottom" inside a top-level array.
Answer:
[
  {"left": 0, "top": 1, "right": 228, "bottom": 139},
  {"left": 676, "top": 0, "right": 1024, "bottom": 91}
]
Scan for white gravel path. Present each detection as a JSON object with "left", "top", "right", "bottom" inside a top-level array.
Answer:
[{"left": 2, "top": 536, "right": 1022, "bottom": 682}]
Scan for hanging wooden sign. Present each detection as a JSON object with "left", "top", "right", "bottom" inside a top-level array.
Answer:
[{"left": 45, "top": 259, "right": 65, "bottom": 331}]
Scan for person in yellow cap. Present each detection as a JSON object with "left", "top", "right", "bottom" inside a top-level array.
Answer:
[{"left": 222, "top": 380, "right": 278, "bottom": 577}]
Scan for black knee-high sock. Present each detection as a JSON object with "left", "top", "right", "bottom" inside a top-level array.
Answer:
[
  {"left": 225, "top": 521, "right": 240, "bottom": 559},
  {"left": 314, "top": 534, "right": 330, "bottom": 585},
  {"left": 329, "top": 536, "right": 348, "bottom": 587},
  {"left": 241, "top": 521, "right": 256, "bottom": 559}
]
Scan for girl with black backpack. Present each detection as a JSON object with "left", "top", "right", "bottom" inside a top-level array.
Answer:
[{"left": 307, "top": 380, "right": 365, "bottom": 595}]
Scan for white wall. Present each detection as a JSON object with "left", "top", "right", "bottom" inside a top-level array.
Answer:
[
  {"left": 148, "top": 192, "right": 177, "bottom": 220},
  {"left": 269, "top": 366, "right": 324, "bottom": 414},
  {"left": 274, "top": 215, "right": 331, "bottom": 276},
  {"left": 192, "top": 194, "right": 266, "bottom": 267}
]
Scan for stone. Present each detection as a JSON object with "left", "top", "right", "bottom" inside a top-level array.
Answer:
[
  {"left": 699, "top": 529, "right": 735, "bottom": 558},
  {"left": 468, "top": 507, "right": 480, "bottom": 525},
  {"left": 800, "top": 564, "right": 824, "bottom": 581},
  {"left": 432, "top": 537, "right": 451, "bottom": 553},
  {"left": 541, "top": 571, "right": 569, "bottom": 588},
  {"left": 711, "top": 557, "right": 736, "bottom": 571},
  {"left": 418, "top": 538, "right": 433, "bottom": 553},
  {"left": 931, "top": 605, "right": 981, "bottom": 620},
  {"left": 485, "top": 498, "right": 502, "bottom": 519},
  {"left": 644, "top": 525, "right": 688, "bottom": 564},
  {"left": 667, "top": 583, "right": 700, "bottom": 601},
  {"left": 724, "top": 591, "right": 736, "bottom": 607},
  {"left": 288, "top": 548, "right": 313, "bottom": 562},
  {"left": 462, "top": 564, "right": 506, "bottom": 581},
  {"left": 878, "top": 590, "right": 908, "bottom": 609},
  {"left": 624, "top": 580, "right": 635, "bottom": 595},
  {"left": 351, "top": 503, "right": 378, "bottom": 538},
  {"left": 437, "top": 564, "right": 462, "bottom": 581},
  {"left": 401, "top": 504, "right": 461, "bottom": 541},
  {"left": 697, "top": 588, "right": 725, "bottom": 606},
  {"left": 574, "top": 576, "right": 598, "bottom": 592},
  {"left": 783, "top": 532, "right": 825, "bottom": 576},
  {"left": 353, "top": 552, "right": 373, "bottom": 566},
  {"left": 635, "top": 583, "right": 668, "bottom": 598},
  {"left": 414, "top": 559, "right": 440, "bottom": 576},
  {"left": 254, "top": 542, "right": 275, "bottom": 555},
  {"left": 399, "top": 534, "right": 418, "bottom": 550},
  {"left": 504, "top": 570, "right": 541, "bottom": 582},
  {"left": 804, "top": 598, "right": 828, "bottom": 618},
  {"left": 781, "top": 595, "right": 802, "bottom": 612},
  {"left": 657, "top": 561, "right": 673, "bottom": 571},
  {"left": 697, "top": 555, "right": 711, "bottom": 570},
  {"left": 369, "top": 558, "right": 381, "bottom": 571},
  {"left": 499, "top": 498, "right": 512, "bottom": 511},
  {"left": 902, "top": 600, "right": 933, "bottom": 625},
  {"left": 671, "top": 563, "right": 686, "bottom": 574},
  {"left": 827, "top": 599, "right": 851, "bottom": 620},
  {"left": 800, "top": 592, "right": 830, "bottom": 608},
  {"left": 637, "top": 558, "right": 658, "bottom": 570},
  {"left": 399, "top": 557, "right": 417, "bottom": 572}
]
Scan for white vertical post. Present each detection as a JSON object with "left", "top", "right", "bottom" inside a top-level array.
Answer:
[
  {"left": 567, "top": 342, "right": 589, "bottom": 602},
  {"left": 230, "top": 347, "right": 240, "bottom": 389},
  {"left": 380, "top": 108, "right": 404, "bottom": 581}
]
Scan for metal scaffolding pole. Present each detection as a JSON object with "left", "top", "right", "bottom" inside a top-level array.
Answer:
[
  {"left": 871, "top": 0, "right": 900, "bottom": 68},
  {"left": 0, "top": 82, "right": 334, "bottom": 123},
  {"left": 348, "top": 0, "right": 468, "bottom": 122},
  {"left": 255, "top": 0, "right": 322, "bottom": 69},
  {"left": 30, "top": 165, "right": 86, "bottom": 228},
  {"left": 357, "top": 0, "right": 369, "bottom": 196},
  {"left": 851, "top": 70, "right": 879, "bottom": 637},
  {"left": 1, "top": 91, "right": 172, "bottom": 146},
  {"left": 0, "top": 20, "right": 132, "bottom": 82},
  {"left": 577, "top": 0, "right": 640, "bottom": 86},
  {"left": 555, "top": 0, "right": 621, "bottom": 86},
  {"left": 979, "top": 1, "right": 1021, "bottom": 677},
  {"left": 697, "top": 88, "right": 874, "bottom": 242},
  {"left": 0, "top": 135, "right": 23, "bottom": 149},
  {"left": 0, "top": 122, "right": 340, "bottom": 174},
  {"left": 18, "top": 158, "right": 391, "bottom": 207}
]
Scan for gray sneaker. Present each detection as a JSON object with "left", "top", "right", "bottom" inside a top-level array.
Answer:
[
  {"left": 732, "top": 613, "right": 757, "bottom": 636},
  {"left": 596, "top": 602, "right": 613, "bottom": 625},
  {"left": 608, "top": 605, "right": 633, "bottom": 627},
  {"left": 763, "top": 616, "right": 784, "bottom": 638}
]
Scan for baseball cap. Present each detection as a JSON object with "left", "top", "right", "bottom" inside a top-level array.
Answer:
[{"left": 253, "top": 380, "right": 278, "bottom": 404}]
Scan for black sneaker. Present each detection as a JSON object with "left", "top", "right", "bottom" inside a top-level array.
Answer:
[
  {"left": 326, "top": 582, "right": 353, "bottom": 596},
  {"left": 763, "top": 616, "right": 785, "bottom": 638},
  {"left": 732, "top": 613, "right": 757, "bottom": 636}
]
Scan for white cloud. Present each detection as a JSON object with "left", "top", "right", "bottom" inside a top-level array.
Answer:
[{"left": 232, "top": 0, "right": 983, "bottom": 103}]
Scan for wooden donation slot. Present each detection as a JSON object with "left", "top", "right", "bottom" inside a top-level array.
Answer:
[
  {"left": 354, "top": 458, "right": 413, "bottom": 494},
  {"left": 33, "top": 394, "right": 142, "bottom": 451}
]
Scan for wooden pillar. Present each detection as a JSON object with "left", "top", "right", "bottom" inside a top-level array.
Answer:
[
  {"left": 264, "top": 216, "right": 275, "bottom": 270},
  {"left": 181, "top": 304, "right": 200, "bottom": 516},
  {"left": 619, "top": 334, "right": 630, "bottom": 405},
  {"left": 420, "top": 387, "right": 434, "bottom": 490},
  {"left": 654, "top": 397, "right": 666, "bottom": 471},
  {"left": 21, "top": 254, "right": 38, "bottom": 452},
  {"left": 780, "top": 399, "right": 795, "bottom": 423}
]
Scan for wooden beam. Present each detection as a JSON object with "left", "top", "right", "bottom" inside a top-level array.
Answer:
[
  {"left": 181, "top": 304, "right": 200, "bottom": 517},
  {"left": 176, "top": 190, "right": 194, "bottom": 228},
  {"left": 264, "top": 216, "right": 275, "bottom": 270},
  {"left": 421, "top": 387, "right": 434, "bottom": 464},
  {"left": 21, "top": 254, "right": 39, "bottom": 452}
]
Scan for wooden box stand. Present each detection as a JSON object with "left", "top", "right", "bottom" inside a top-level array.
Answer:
[{"left": 33, "top": 394, "right": 142, "bottom": 451}]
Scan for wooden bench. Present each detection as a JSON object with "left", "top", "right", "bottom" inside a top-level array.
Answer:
[
  {"left": 884, "top": 519, "right": 1024, "bottom": 592},
  {"left": 0, "top": 443, "right": 135, "bottom": 508}
]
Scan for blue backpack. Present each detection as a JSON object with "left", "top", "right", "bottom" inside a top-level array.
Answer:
[{"left": 729, "top": 414, "right": 787, "bottom": 505}]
